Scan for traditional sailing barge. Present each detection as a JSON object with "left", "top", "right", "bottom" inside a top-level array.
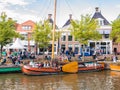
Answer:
[
  {"left": 21, "top": 61, "right": 78, "bottom": 75},
  {"left": 21, "top": 60, "right": 104, "bottom": 76}
]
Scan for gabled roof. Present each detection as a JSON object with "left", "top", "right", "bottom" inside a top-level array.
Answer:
[
  {"left": 63, "top": 19, "right": 71, "bottom": 27},
  {"left": 47, "top": 14, "right": 58, "bottom": 29},
  {"left": 62, "top": 14, "right": 72, "bottom": 28},
  {"left": 92, "top": 7, "right": 110, "bottom": 25},
  {"left": 22, "top": 20, "right": 35, "bottom": 25},
  {"left": 48, "top": 18, "right": 53, "bottom": 24}
]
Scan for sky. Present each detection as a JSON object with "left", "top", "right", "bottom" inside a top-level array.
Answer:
[{"left": 0, "top": 0, "right": 120, "bottom": 28}]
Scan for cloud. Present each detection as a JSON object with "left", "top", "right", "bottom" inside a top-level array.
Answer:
[
  {"left": 0, "top": 0, "right": 31, "bottom": 23},
  {"left": 14, "top": 13, "right": 40, "bottom": 23},
  {"left": 1, "top": 8, "right": 40, "bottom": 23},
  {"left": 0, "top": 0, "right": 28, "bottom": 6},
  {"left": 0, "top": 0, "right": 29, "bottom": 14},
  {"left": 116, "top": 4, "right": 120, "bottom": 8},
  {"left": 0, "top": 0, "right": 119, "bottom": 28}
]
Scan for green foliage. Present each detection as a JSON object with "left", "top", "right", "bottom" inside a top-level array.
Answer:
[
  {"left": 110, "top": 18, "right": 120, "bottom": 42},
  {"left": 33, "top": 20, "right": 52, "bottom": 48},
  {"left": 0, "top": 12, "right": 21, "bottom": 57},
  {"left": 70, "top": 14, "right": 101, "bottom": 45},
  {"left": 54, "top": 31, "right": 61, "bottom": 41}
]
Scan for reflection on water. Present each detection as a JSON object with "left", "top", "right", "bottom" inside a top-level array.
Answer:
[{"left": 0, "top": 71, "right": 120, "bottom": 90}]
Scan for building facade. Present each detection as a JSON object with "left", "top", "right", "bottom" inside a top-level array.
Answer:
[
  {"left": 59, "top": 14, "right": 81, "bottom": 55},
  {"left": 16, "top": 14, "right": 58, "bottom": 55},
  {"left": 59, "top": 7, "right": 112, "bottom": 55},
  {"left": 15, "top": 7, "right": 113, "bottom": 55},
  {"left": 89, "top": 7, "right": 112, "bottom": 55},
  {"left": 16, "top": 20, "right": 36, "bottom": 52}
]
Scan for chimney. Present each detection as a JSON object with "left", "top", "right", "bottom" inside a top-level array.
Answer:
[
  {"left": 48, "top": 14, "right": 52, "bottom": 19},
  {"left": 95, "top": 7, "right": 99, "bottom": 12},
  {"left": 8, "top": 17, "right": 12, "bottom": 20},
  {"left": 69, "top": 14, "right": 72, "bottom": 19}
]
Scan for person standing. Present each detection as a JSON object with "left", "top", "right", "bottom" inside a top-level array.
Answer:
[
  {"left": 92, "top": 50, "right": 97, "bottom": 60},
  {"left": 112, "top": 54, "right": 118, "bottom": 62}
]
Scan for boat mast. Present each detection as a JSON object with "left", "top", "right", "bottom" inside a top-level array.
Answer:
[{"left": 52, "top": 0, "right": 57, "bottom": 59}]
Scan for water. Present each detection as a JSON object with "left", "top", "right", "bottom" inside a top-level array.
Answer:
[{"left": 0, "top": 70, "right": 120, "bottom": 90}]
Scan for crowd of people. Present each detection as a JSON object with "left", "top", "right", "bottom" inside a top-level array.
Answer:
[
  {"left": 0, "top": 49, "right": 36, "bottom": 66},
  {"left": 0, "top": 48, "right": 119, "bottom": 66}
]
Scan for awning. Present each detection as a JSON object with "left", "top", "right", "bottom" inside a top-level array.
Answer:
[{"left": 9, "top": 38, "right": 26, "bottom": 49}]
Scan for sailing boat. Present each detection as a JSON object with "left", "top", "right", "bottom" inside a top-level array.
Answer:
[
  {"left": 21, "top": 0, "right": 106, "bottom": 75},
  {"left": 21, "top": 0, "right": 78, "bottom": 75}
]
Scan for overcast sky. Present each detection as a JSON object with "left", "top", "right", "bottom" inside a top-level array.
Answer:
[{"left": 0, "top": 0, "right": 120, "bottom": 27}]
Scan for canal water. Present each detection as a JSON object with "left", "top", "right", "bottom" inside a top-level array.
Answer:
[{"left": 0, "top": 70, "right": 120, "bottom": 90}]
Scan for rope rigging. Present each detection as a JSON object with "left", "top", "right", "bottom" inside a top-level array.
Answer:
[
  {"left": 64, "top": 0, "right": 78, "bottom": 19},
  {"left": 40, "top": 0, "right": 52, "bottom": 20}
]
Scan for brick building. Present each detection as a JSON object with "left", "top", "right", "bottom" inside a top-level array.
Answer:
[{"left": 16, "top": 20, "right": 36, "bottom": 52}]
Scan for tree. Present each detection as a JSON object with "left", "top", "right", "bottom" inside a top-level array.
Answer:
[
  {"left": 33, "top": 19, "right": 61, "bottom": 58},
  {"left": 33, "top": 20, "right": 52, "bottom": 56},
  {"left": 70, "top": 14, "right": 102, "bottom": 61},
  {"left": 110, "top": 18, "right": 120, "bottom": 43},
  {"left": 0, "top": 12, "right": 20, "bottom": 57}
]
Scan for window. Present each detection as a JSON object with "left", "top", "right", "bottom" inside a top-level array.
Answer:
[
  {"left": 97, "top": 18, "right": 104, "bottom": 26},
  {"left": 86, "top": 48, "right": 89, "bottom": 52},
  {"left": 104, "top": 34, "right": 109, "bottom": 38},
  {"left": 101, "top": 42, "right": 106, "bottom": 45},
  {"left": 48, "top": 44, "right": 52, "bottom": 52},
  {"left": 61, "top": 44, "right": 66, "bottom": 53},
  {"left": 22, "top": 25, "right": 32, "bottom": 30},
  {"left": 68, "top": 44, "right": 72, "bottom": 51},
  {"left": 74, "top": 44, "right": 79, "bottom": 54},
  {"left": 100, "top": 20, "right": 103, "bottom": 26},
  {"left": 54, "top": 44, "right": 56, "bottom": 52},
  {"left": 61, "top": 35, "right": 66, "bottom": 41},
  {"left": 68, "top": 35, "right": 72, "bottom": 41}
]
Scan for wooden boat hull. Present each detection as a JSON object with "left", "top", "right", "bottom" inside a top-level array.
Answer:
[
  {"left": 0, "top": 66, "right": 21, "bottom": 73},
  {"left": 109, "top": 63, "right": 120, "bottom": 71},
  {"left": 78, "top": 65, "right": 104, "bottom": 73},
  {"left": 22, "top": 62, "right": 104, "bottom": 75},
  {"left": 21, "top": 65, "right": 61, "bottom": 76},
  {"left": 22, "top": 61, "right": 79, "bottom": 75}
]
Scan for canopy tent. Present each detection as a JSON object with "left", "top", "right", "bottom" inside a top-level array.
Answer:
[{"left": 9, "top": 38, "right": 25, "bottom": 49}]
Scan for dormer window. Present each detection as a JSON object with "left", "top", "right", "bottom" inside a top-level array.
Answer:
[
  {"left": 97, "top": 18, "right": 104, "bottom": 26},
  {"left": 100, "top": 20, "right": 104, "bottom": 25}
]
